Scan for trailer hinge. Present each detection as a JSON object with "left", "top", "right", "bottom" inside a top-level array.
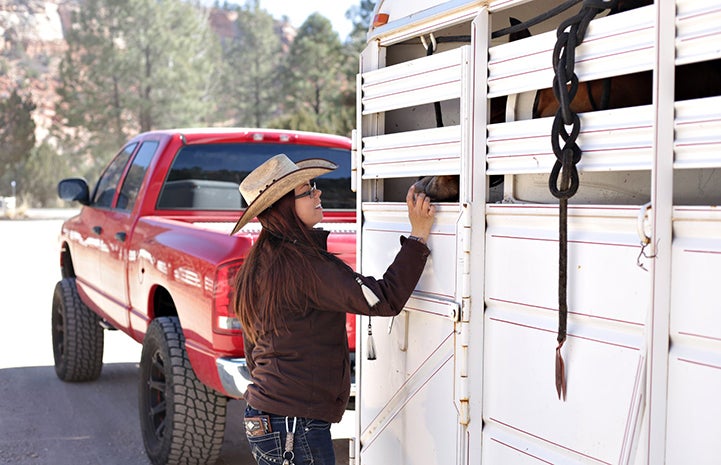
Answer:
[
  {"left": 458, "top": 203, "right": 471, "bottom": 425},
  {"left": 461, "top": 203, "right": 472, "bottom": 321},
  {"left": 460, "top": 399, "right": 470, "bottom": 426},
  {"left": 458, "top": 319, "right": 470, "bottom": 425},
  {"left": 461, "top": 202, "right": 472, "bottom": 251}
]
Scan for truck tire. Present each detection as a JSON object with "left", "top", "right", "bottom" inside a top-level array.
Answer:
[
  {"left": 139, "top": 317, "right": 227, "bottom": 465},
  {"left": 51, "top": 278, "right": 104, "bottom": 382}
]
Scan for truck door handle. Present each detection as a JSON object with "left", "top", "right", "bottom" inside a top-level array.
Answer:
[
  {"left": 92, "top": 226, "right": 102, "bottom": 235},
  {"left": 115, "top": 232, "right": 127, "bottom": 242}
]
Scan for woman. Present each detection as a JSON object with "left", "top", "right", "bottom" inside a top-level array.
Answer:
[{"left": 231, "top": 154, "right": 435, "bottom": 465}]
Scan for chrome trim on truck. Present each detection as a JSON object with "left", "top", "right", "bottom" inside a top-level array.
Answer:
[{"left": 216, "top": 357, "right": 252, "bottom": 398}]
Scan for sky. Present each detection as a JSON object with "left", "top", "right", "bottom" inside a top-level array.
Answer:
[{"left": 258, "top": 0, "right": 361, "bottom": 40}]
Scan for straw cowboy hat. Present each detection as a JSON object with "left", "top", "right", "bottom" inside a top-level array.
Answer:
[{"left": 230, "top": 153, "right": 337, "bottom": 235}]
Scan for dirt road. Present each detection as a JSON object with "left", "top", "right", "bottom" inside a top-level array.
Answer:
[{"left": 0, "top": 214, "right": 351, "bottom": 465}]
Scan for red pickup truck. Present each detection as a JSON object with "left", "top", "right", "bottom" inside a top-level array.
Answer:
[{"left": 52, "top": 128, "right": 356, "bottom": 465}]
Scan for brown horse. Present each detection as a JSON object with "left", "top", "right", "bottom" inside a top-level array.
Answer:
[
  {"left": 412, "top": 175, "right": 461, "bottom": 201},
  {"left": 534, "top": 60, "right": 721, "bottom": 118}
]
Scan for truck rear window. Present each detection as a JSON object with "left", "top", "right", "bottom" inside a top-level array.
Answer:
[{"left": 157, "top": 143, "right": 353, "bottom": 210}]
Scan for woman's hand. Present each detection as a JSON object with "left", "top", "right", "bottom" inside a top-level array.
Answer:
[{"left": 406, "top": 185, "right": 436, "bottom": 243}]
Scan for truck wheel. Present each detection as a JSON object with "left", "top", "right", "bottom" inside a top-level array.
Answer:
[
  {"left": 139, "top": 317, "right": 227, "bottom": 465},
  {"left": 51, "top": 278, "right": 104, "bottom": 382}
]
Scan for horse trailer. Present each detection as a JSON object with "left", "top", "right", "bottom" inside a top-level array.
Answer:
[{"left": 352, "top": 1, "right": 721, "bottom": 464}]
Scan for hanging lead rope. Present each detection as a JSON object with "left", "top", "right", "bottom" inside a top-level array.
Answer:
[
  {"left": 422, "top": 33, "right": 445, "bottom": 128},
  {"left": 548, "top": 0, "right": 618, "bottom": 401}
]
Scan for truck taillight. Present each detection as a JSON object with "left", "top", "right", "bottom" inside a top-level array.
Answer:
[{"left": 213, "top": 260, "right": 243, "bottom": 335}]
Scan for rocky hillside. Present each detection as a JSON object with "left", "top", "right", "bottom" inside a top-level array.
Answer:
[
  {"left": 0, "top": 0, "right": 68, "bottom": 141},
  {"left": 0, "top": 0, "right": 295, "bottom": 143}
]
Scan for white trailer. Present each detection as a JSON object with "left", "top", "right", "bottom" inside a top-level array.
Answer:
[{"left": 352, "top": 1, "right": 721, "bottom": 464}]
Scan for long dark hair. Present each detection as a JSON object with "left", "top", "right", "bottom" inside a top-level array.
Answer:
[{"left": 232, "top": 190, "right": 326, "bottom": 345}]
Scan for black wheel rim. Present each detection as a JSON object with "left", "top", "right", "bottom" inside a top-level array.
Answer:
[
  {"left": 52, "top": 299, "right": 65, "bottom": 363},
  {"left": 147, "top": 349, "right": 168, "bottom": 441}
]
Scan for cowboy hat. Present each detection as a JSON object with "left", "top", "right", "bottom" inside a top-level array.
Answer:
[{"left": 230, "top": 153, "right": 337, "bottom": 235}]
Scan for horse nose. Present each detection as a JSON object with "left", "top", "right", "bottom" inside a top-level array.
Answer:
[{"left": 413, "top": 177, "right": 431, "bottom": 193}]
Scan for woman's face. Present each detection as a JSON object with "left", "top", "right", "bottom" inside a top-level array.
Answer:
[{"left": 294, "top": 182, "right": 323, "bottom": 228}]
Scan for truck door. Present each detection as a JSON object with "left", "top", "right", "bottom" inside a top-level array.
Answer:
[
  {"left": 69, "top": 205, "right": 109, "bottom": 306},
  {"left": 100, "top": 140, "right": 159, "bottom": 330},
  {"left": 73, "top": 143, "right": 138, "bottom": 328},
  {"left": 355, "top": 11, "right": 487, "bottom": 464}
]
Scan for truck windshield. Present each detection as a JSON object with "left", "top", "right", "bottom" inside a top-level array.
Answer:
[{"left": 158, "top": 143, "right": 353, "bottom": 210}]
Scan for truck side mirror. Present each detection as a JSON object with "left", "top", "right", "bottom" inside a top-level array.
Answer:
[{"left": 58, "top": 178, "right": 90, "bottom": 205}]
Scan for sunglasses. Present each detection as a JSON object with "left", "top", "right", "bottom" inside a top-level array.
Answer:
[{"left": 294, "top": 182, "right": 317, "bottom": 199}]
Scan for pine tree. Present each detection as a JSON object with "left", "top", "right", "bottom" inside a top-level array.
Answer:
[
  {"left": 281, "top": 13, "right": 344, "bottom": 134},
  {"left": 20, "top": 142, "right": 71, "bottom": 207},
  {"left": 0, "top": 89, "right": 36, "bottom": 190},
  {"left": 346, "top": 0, "right": 376, "bottom": 48},
  {"left": 220, "top": 0, "right": 283, "bottom": 127},
  {"left": 334, "top": 0, "right": 376, "bottom": 136},
  {"left": 56, "top": 0, "right": 222, "bottom": 169}
]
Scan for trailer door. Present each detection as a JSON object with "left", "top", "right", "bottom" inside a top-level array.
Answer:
[{"left": 354, "top": 8, "right": 489, "bottom": 464}]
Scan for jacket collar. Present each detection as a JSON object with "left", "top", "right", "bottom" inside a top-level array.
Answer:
[{"left": 309, "top": 228, "right": 330, "bottom": 250}]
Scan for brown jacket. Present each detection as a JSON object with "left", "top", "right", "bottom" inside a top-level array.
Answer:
[{"left": 243, "top": 231, "right": 430, "bottom": 423}]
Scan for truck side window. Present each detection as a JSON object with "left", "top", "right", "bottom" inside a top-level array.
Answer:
[
  {"left": 92, "top": 143, "right": 138, "bottom": 208},
  {"left": 117, "top": 141, "right": 159, "bottom": 211}
]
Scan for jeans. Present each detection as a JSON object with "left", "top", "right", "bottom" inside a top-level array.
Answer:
[{"left": 244, "top": 404, "right": 336, "bottom": 465}]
